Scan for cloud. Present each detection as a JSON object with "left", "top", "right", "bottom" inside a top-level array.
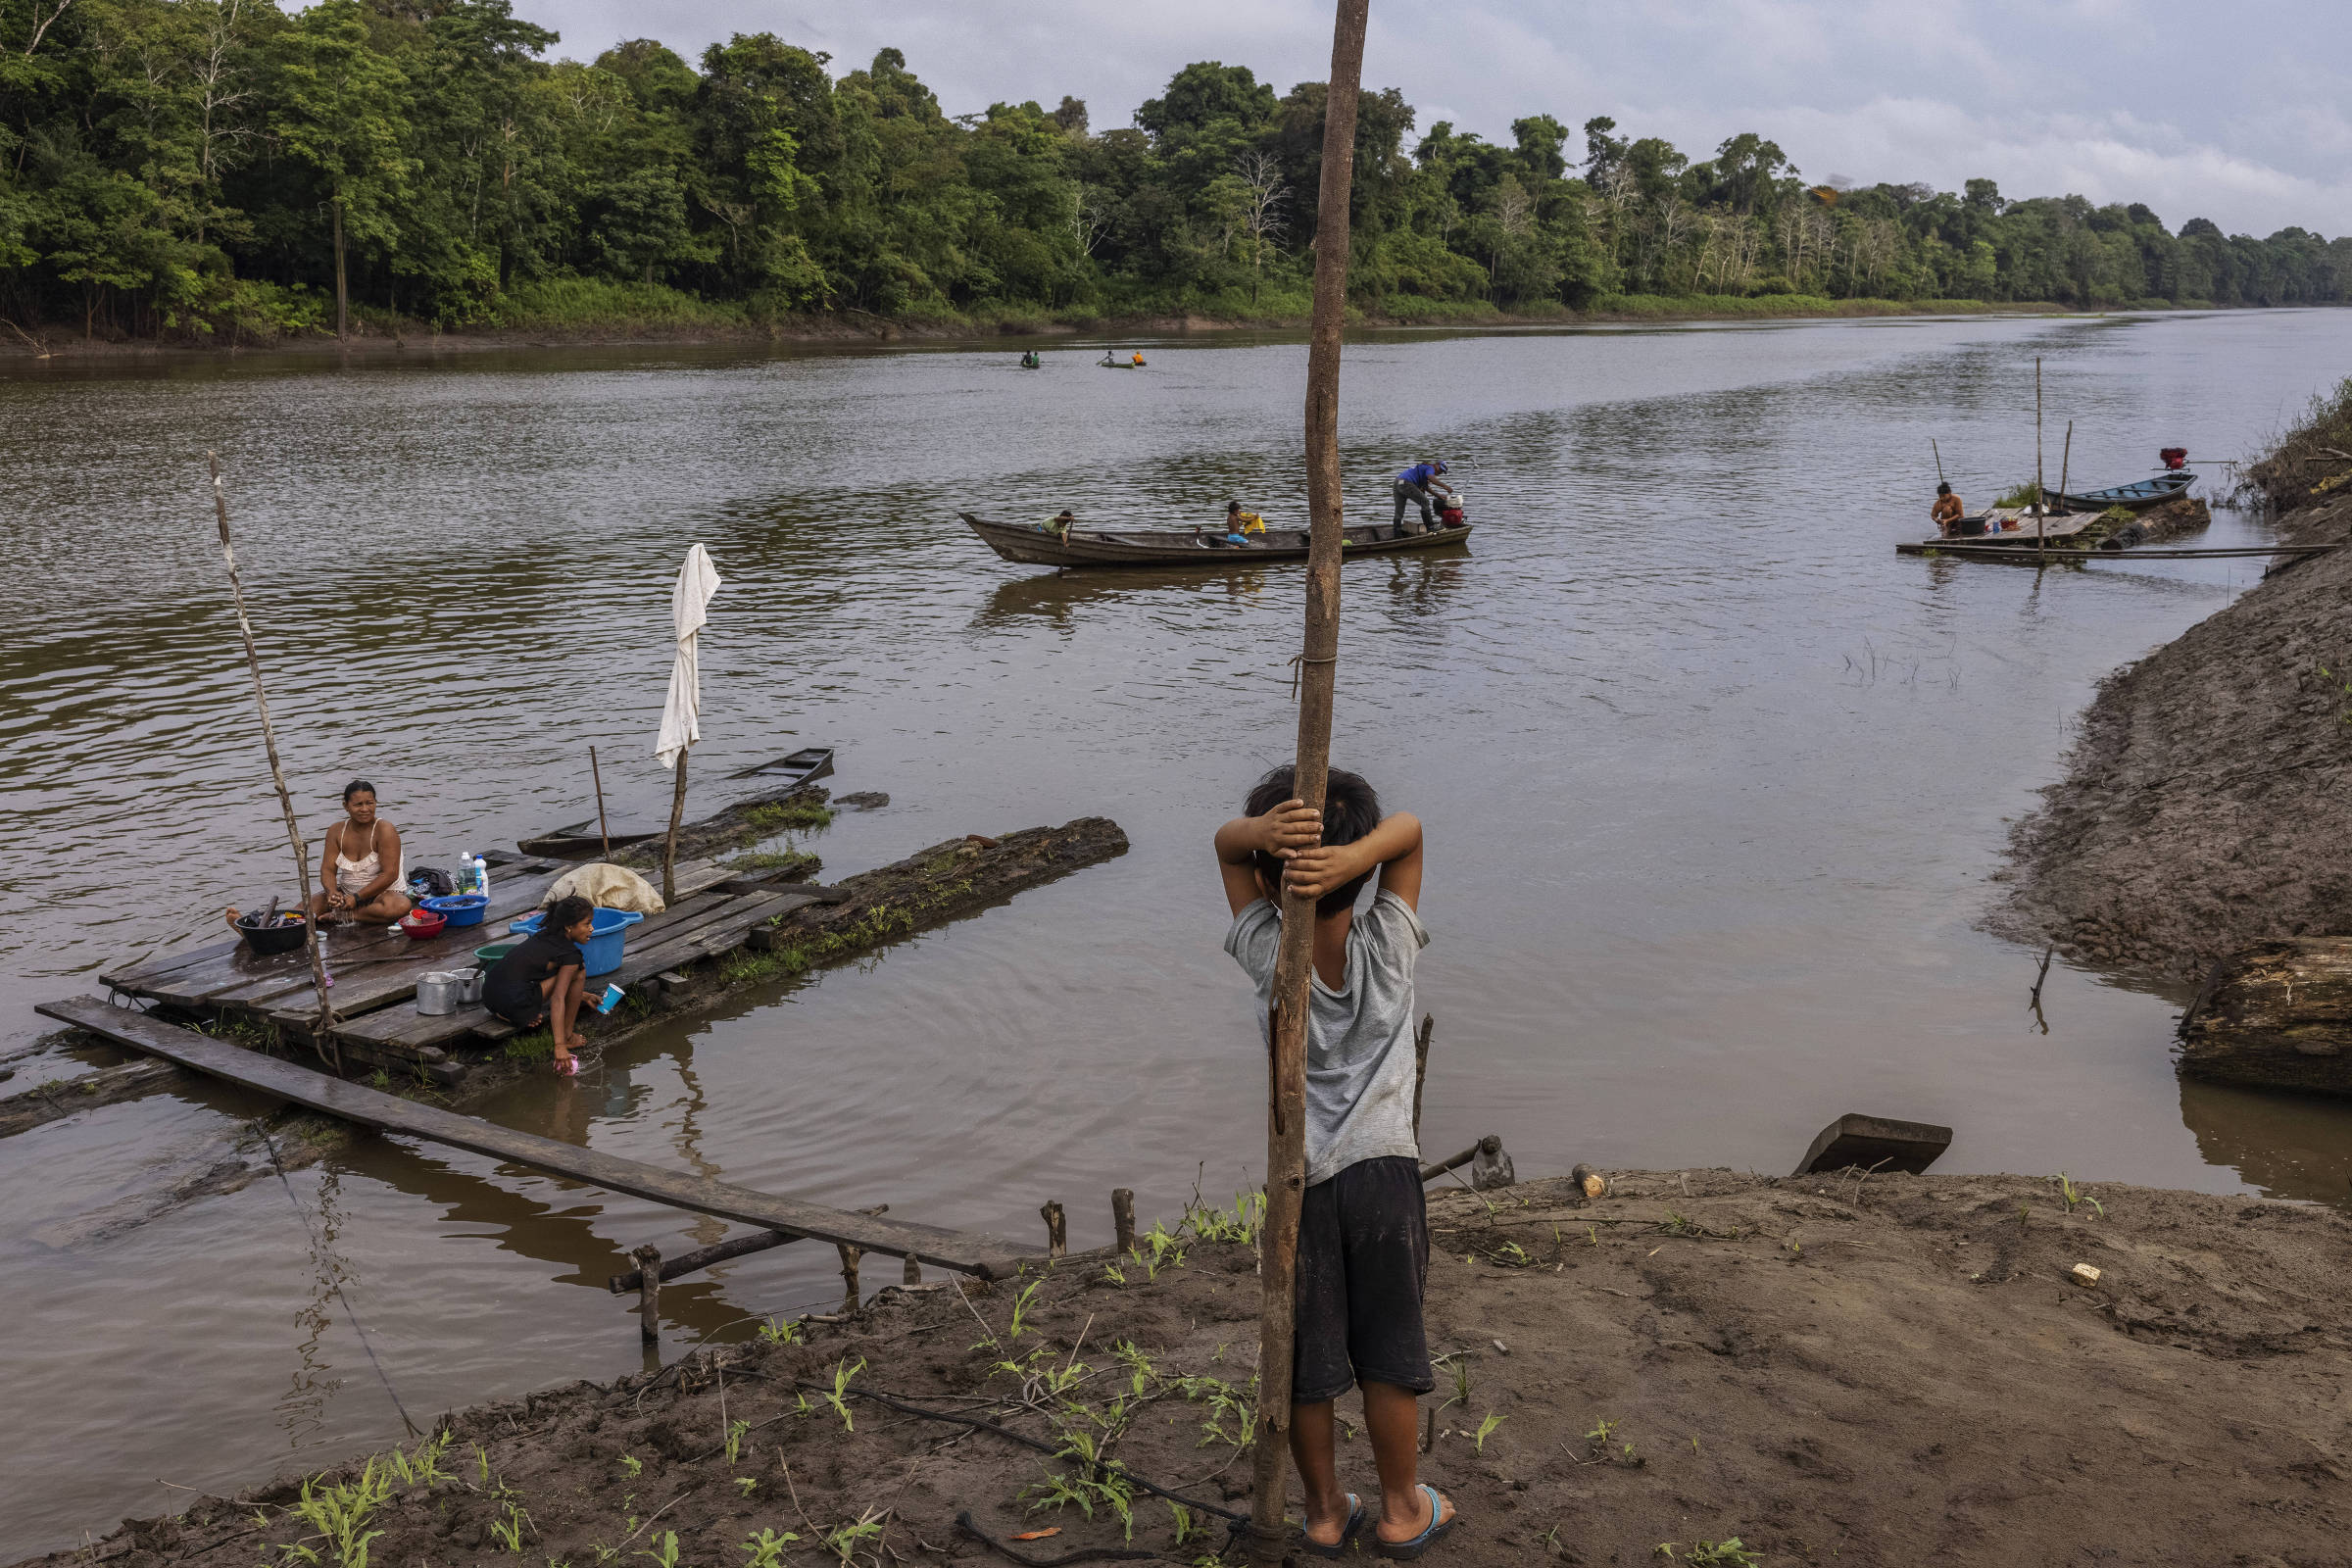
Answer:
[{"left": 514, "top": 0, "right": 2352, "bottom": 235}]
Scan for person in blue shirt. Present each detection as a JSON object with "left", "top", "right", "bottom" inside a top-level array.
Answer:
[{"left": 1392, "top": 460, "right": 1453, "bottom": 534}]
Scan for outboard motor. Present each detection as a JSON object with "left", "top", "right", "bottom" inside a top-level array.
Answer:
[
  {"left": 1438, "top": 489, "right": 1467, "bottom": 528},
  {"left": 2159, "top": 446, "right": 2188, "bottom": 470}
]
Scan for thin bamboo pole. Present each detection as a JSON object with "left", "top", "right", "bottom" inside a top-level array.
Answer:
[
  {"left": 591, "top": 745, "right": 612, "bottom": 859},
  {"left": 662, "top": 749, "right": 687, "bottom": 903},
  {"left": 208, "top": 453, "right": 337, "bottom": 1059},
  {"left": 2034, "top": 358, "right": 2045, "bottom": 556},
  {"left": 2057, "top": 419, "right": 2075, "bottom": 513},
  {"left": 1246, "top": 3, "right": 1368, "bottom": 1560},
  {"left": 1931, "top": 438, "right": 1945, "bottom": 485}
]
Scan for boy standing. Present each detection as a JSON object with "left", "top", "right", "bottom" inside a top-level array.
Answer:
[{"left": 1215, "top": 765, "right": 1457, "bottom": 1559}]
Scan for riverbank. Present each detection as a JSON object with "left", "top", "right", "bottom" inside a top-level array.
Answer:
[
  {"left": 0, "top": 291, "right": 2096, "bottom": 361},
  {"left": 1993, "top": 404, "right": 2352, "bottom": 979},
  {"left": 26, "top": 1165, "right": 2351, "bottom": 1568}
]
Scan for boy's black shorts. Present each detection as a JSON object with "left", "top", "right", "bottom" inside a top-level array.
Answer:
[{"left": 1293, "top": 1154, "right": 1433, "bottom": 1404}]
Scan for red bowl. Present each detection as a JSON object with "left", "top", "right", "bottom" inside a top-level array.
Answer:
[{"left": 400, "top": 909, "right": 449, "bottom": 941}]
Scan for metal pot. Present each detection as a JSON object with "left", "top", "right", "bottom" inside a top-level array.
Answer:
[
  {"left": 456, "top": 966, "right": 484, "bottom": 1004},
  {"left": 416, "top": 971, "right": 463, "bottom": 1016}
]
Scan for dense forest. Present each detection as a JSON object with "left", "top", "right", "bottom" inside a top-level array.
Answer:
[{"left": 5, "top": 0, "right": 2350, "bottom": 342}]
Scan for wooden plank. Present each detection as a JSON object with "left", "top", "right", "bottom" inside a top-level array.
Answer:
[{"left": 37, "top": 997, "right": 1034, "bottom": 1279}]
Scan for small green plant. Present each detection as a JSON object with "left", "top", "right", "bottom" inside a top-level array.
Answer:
[
  {"left": 490, "top": 1502, "right": 531, "bottom": 1553},
  {"left": 1992, "top": 477, "right": 2044, "bottom": 509},
  {"left": 1102, "top": 1259, "right": 1127, "bottom": 1285},
  {"left": 734, "top": 1476, "right": 757, "bottom": 1497},
  {"left": 822, "top": 1509, "right": 886, "bottom": 1564},
  {"left": 1492, "top": 1241, "right": 1532, "bottom": 1267},
  {"left": 825, "top": 1357, "right": 865, "bottom": 1431},
  {"left": 1005, "top": 1280, "right": 1042, "bottom": 1340},
  {"left": 368, "top": 1068, "right": 390, "bottom": 1089},
  {"left": 757, "top": 1314, "right": 801, "bottom": 1346},
  {"left": 1473, "top": 1412, "right": 1507, "bottom": 1452},
  {"left": 636, "top": 1532, "right": 681, "bottom": 1568},
  {"left": 1656, "top": 1541, "right": 1760, "bottom": 1566},
  {"left": 2051, "top": 1172, "right": 2105, "bottom": 1217},
  {"left": 1434, "top": 1354, "right": 1473, "bottom": 1414},
  {"left": 739, "top": 1528, "right": 797, "bottom": 1568},
  {"left": 387, "top": 1430, "right": 458, "bottom": 1489},
  {"left": 723, "top": 1418, "right": 749, "bottom": 1466},
  {"left": 1167, "top": 1501, "right": 1202, "bottom": 1546},
  {"left": 1585, "top": 1416, "right": 1618, "bottom": 1457},
  {"left": 272, "top": 1460, "right": 399, "bottom": 1568},
  {"left": 619, "top": 1455, "right": 642, "bottom": 1478},
  {"left": 474, "top": 1444, "right": 493, "bottom": 1486}
]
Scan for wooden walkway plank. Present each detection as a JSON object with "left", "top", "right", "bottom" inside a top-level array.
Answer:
[{"left": 36, "top": 997, "right": 1035, "bottom": 1279}]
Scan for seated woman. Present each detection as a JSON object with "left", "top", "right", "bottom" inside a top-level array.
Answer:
[{"left": 312, "top": 779, "right": 414, "bottom": 925}]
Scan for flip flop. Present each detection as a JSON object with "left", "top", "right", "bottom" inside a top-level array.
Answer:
[
  {"left": 1375, "top": 1486, "right": 1456, "bottom": 1560},
  {"left": 1298, "top": 1493, "right": 1366, "bottom": 1558}
]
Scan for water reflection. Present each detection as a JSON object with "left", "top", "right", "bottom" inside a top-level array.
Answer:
[{"left": 2178, "top": 1077, "right": 2352, "bottom": 1206}]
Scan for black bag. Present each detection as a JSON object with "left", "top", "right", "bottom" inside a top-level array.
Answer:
[{"left": 408, "top": 866, "right": 457, "bottom": 899}]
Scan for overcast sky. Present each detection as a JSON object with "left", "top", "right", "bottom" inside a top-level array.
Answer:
[{"left": 515, "top": 1, "right": 2352, "bottom": 237}]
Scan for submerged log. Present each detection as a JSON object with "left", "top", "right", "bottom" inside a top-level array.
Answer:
[
  {"left": 746, "top": 818, "right": 1129, "bottom": 964},
  {"left": 2179, "top": 938, "right": 2352, "bottom": 1095},
  {"left": 0, "top": 1057, "right": 185, "bottom": 1139}
]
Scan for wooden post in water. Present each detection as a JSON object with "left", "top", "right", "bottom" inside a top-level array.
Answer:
[
  {"left": 1249, "top": 2, "right": 1367, "bottom": 1559},
  {"left": 208, "top": 453, "right": 338, "bottom": 1057},
  {"left": 2034, "top": 358, "right": 2046, "bottom": 556},
  {"left": 1111, "top": 1188, "right": 1137, "bottom": 1255},
  {"left": 1931, "top": 438, "right": 1946, "bottom": 485},
  {"left": 633, "top": 1242, "right": 662, "bottom": 1343},
  {"left": 2057, "top": 419, "right": 2075, "bottom": 514},
  {"left": 1041, "top": 1200, "right": 1067, "bottom": 1258},
  {"left": 591, "top": 745, "right": 612, "bottom": 859}
]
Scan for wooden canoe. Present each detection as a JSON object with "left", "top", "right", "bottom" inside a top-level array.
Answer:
[
  {"left": 960, "top": 513, "right": 1474, "bottom": 568},
  {"left": 518, "top": 748, "right": 836, "bottom": 858},
  {"left": 2052, "top": 471, "right": 2195, "bottom": 511}
]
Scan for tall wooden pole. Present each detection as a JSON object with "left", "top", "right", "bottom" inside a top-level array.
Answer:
[
  {"left": 2057, "top": 419, "right": 2074, "bottom": 514},
  {"left": 209, "top": 453, "right": 337, "bottom": 1055},
  {"left": 662, "top": 750, "right": 687, "bottom": 903},
  {"left": 1246, "top": 2, "right": 1368, "bottom": 1560},
  {"left": 591, "top": 745, "right": 612, "bottom": 859},
  {"left": 2034, "top": 357, "right": 2045, "bottom": 555}
]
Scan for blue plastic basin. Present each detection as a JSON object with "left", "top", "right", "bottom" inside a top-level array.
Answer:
[
  {"left": 419, "top": 894, "right": 489, "bottom": 928},
  {"left": 509, "top": 906, "right": 644, "bottom": 977}
]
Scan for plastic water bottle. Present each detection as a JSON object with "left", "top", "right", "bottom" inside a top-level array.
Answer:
[{"left": 475, "top": 856, "right": 491, "bottom": 900}]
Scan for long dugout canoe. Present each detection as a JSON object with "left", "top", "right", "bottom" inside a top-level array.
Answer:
[
  {"left": 961, "top": 512, "right": 1474, "bottom": 567},
  {"left": 36, "top": 997, "right": 1035, "bottom": 1279}
]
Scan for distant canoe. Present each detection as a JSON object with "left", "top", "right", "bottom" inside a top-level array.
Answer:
[
  {"left": 960, "top": 512, "right": 1473, "bottom": 568},
  {"left": 726, "top": 746, "right": 836, "bottom": 785},
  {"left": 2052, "top": 471, "right": 2195, "bottom": 512}
]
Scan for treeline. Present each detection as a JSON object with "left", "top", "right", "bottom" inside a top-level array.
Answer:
[{"left": 5, "top": 0, "right": 2350, "bottom": 342}]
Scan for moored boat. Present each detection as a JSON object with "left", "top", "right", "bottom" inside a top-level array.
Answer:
[
  {"left": 2052, "top": 470, "right": 2196, "bottom": 512},
  {"left": 959, "top": 512, "right": 1474, "bottom": 568}
]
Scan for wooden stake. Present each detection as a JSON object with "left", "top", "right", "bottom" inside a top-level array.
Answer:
[
  {"left": 1041, "top": 1200, "right": 1066, "bottom": 1259},
  {"left": 1111, "top": 1188, "right": 1136, "bottom": 1255},
  {"left": 903, "top": 1252, "right": 922, "bottom": 1287},
  {"left": 662, "top": 748, "right": 688, "bottom": 903},
  {"left": 837, "top": 1241, "right": 861, "bottom": 1315},
  {"left": 591, "top": 745, "right": 612, "bottom": 860},
  {"left": 2057, "top": 419, "right": 2074, "bottom": 514},
  {"left": 1931, "top": 438, "right": 1945, "bottom": 485},
  {"left": 208, "top": 453, "right": 337, "bottom": 1060},
  {"left": 633, "top": 1242, "right": 662, "bottom": 1343},
  {"left": 1250, "top": 4, "right": 1367, "bottom": 1559},
  {"left": 1411, "top": 1012, "right": 1434, "bottom": 1147}
]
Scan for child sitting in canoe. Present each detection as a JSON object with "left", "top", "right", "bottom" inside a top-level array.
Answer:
[
  {"left": 484, "top": 894, "right": 597, "bottom": 1074},
  {"left": 1223, "top": 500, "right": 1267, "bottom": 544},
  {"left": 1212, "top": 766, "right": 1456, "bottom": 1558}
]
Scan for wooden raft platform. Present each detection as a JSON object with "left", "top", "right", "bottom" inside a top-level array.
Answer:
[
  {"left": 97, "top": 857, "right": 816, "bottom": 1083},
  {"left": 36, "top": 998, "right": 1033, "bottom": 1279}
]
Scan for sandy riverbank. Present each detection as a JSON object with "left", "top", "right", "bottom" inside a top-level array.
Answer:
[{"left": 25, "top": 1166, "right": 2350, "bottom": 1567}]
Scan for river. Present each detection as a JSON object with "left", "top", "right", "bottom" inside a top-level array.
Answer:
[{"left": 5, "top": 310, "right": 2351, "bottom": 1554}]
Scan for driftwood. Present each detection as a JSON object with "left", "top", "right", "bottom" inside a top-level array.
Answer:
[
  {"left": 1420, "top": 1135, "right": 1514, "bottom": 1190},
  {"left": 2180, "top": 938, "right": 2352, "bottom": 1095},
  {"left": 0, "top": 1058, "right": 186, "bottom": 1139},
  {"left": 604, "top": 1202, "right": 890, "bottom": 1294}
]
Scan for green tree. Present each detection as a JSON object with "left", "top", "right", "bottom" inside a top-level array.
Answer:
[{"left": 268, "top": 0, "right": 412, "bottom": 334}]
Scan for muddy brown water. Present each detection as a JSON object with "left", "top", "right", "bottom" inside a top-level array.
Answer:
[{"left": 5, "top": 312, "right": 2352, "bottom": 1555}]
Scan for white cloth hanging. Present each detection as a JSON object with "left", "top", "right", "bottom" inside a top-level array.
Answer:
[{"left": 655, "top": 543, "right": 720, "bottom": 770}]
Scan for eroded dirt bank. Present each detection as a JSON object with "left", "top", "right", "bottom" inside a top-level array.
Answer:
[
  {"left": 25, "top": 1168, "right": 2351, "bottom": 1568},
  {"left": 1993, "top": 489, "right": 2352, "bottom": 979}
]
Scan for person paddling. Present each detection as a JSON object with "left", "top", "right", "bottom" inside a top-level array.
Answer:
[{"left": 1392, "top": 460, "right": 1453, "bottom": 535}]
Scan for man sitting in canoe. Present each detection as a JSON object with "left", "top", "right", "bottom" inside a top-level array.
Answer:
[
  {"left": 1131, "top": 350, "right": 1146, "bottom": 367},
  {"left": 1393, "top": 460, "right": 1453, "bottom": 535},
  {"left": 1932, "top": 482, "right": 1965, "bottom": 536},
  {"left": 1037, "top": 509, "right": 1076, "bottom": 540}
]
